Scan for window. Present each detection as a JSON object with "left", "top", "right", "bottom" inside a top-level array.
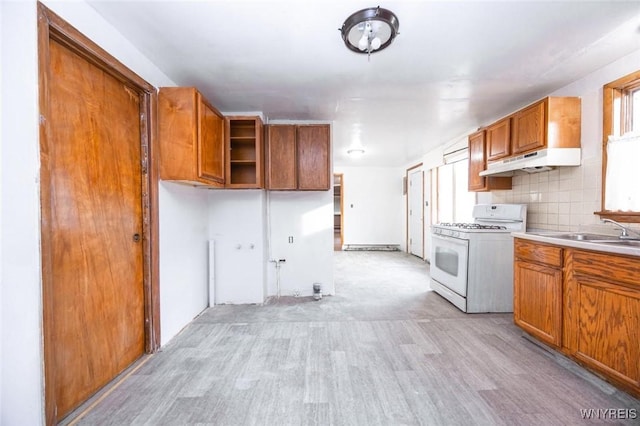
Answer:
[
  {"left": 599, "top": 70, "right": 640, "bottom": 222},
  {"left": 435, "top": 151, "right": 475, "bottom": 223}
]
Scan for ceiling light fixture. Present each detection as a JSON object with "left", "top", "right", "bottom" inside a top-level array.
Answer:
[{"left": 340, "top": 6, "right": 399, "bottom": 57}]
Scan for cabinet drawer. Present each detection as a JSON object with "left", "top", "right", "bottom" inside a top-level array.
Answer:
[
  {"left": 572, "top": 250, "right": 640, "bottom": 288},
  {"left": 515, "top": 239, "right": 563, "bottom": 267}
]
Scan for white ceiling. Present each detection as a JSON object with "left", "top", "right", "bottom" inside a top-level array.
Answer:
[{"left": 87, "top": 0, "right": 640, "bottom": 167}]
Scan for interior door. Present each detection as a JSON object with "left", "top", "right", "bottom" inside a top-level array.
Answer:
[
  {"left": 42, "top": 36, "right": 146, "bottom": 420},
  {"left": 408, "top": 168, "right": 424, "bottom": 258}
]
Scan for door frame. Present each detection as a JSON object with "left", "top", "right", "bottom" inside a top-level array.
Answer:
[
  {"left": 333, "top": 173, "right": 344, "bottom": 250},
  {"left": 405, "top": 163, "right": 424, "bottom": 257},
  {"left": 37, "top": 4, "right": 160, "bottom": 423}
]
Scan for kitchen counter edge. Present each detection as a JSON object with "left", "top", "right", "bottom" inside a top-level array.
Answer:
[{"left": 511, "top": 231, "right": 640, "bottom": 257}]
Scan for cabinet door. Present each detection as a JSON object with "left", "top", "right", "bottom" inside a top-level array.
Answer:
[
  {"left": 514, "top": 260, "right": 563, "bottom": 347},
  {"left": 512, "top": 100, "right": 546, "bottom": 154},
  {"left": 197, "top": 94, "right": 225, "bottom": 183},
  {"left": 572, "top": 274, "right": 640, "bottom": 387},
  {"left": 266, "top": 125, "right": 297, "bottom": 190},
  {"left": 486, "top": 117, "right": 511, "bottom": 161},
  {"left": 468, "top": 130, "right": 487, "bottom": 191},
  {"left": 297, "top": 125, "right": 330, "bottom": 190}
]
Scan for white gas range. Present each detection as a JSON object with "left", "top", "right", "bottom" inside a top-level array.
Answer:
[{"left": 430, "top": 204, "right": 527, "bottom": 313}]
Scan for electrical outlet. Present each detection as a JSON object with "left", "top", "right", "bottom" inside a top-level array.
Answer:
[{"left": 288, "top": 236, "right": 294, "bottom": 243}]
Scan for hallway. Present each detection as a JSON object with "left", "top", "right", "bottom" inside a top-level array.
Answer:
[{"left": 70, "top": 252, "right": 639, "bottom": 425}]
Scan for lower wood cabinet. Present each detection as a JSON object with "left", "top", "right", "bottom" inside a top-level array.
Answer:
[
  {"left": 514, "top": 239, "right": 563, "bottom": 347},
  {"left": 266, "top": 124, "right": 331, "bottom": 191},
  {"left": 564, "top": 249, "right": 640, "bottom": 391},
  {"left": 514, "top": 238, "right": 640, "bottom": 398}
]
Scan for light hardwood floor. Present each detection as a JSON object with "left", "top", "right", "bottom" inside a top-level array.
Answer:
[{"left": 71, "top": 251, "right": 639, "bottom": 425}]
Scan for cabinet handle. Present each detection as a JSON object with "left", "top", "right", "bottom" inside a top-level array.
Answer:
[{"left": 133, "top": 233, "right": 141, "bottom": 242}]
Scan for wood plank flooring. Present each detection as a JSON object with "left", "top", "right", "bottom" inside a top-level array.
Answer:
[{"left": 72, "top": 251, "right": 639, "bottom": 425}]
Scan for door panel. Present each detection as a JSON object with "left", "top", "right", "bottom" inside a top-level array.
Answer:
[
  {"left": 47, "top": 39, "right": 145, "bottom": 419},
  {"left": 266, "top": 125, "right": 297, "bottom": 189},
  {"left": 408, "top": 168, "right": 423, "bottom": 257}
]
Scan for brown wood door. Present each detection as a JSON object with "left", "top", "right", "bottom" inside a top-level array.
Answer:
[
  {"left": 297, "top": 125, "right": 330, "bottom": 190},
  {"left": 468, "top": 130, "right": 487, "bottom": 191},
  {"left": 486, "top": 117, "right": 511, "bottom": 161},
  {"left": 266, "top": 125, "right": 297, "bottom": 189},
  {"left": 514, "top": 260, "right": 563, "bottom": 348},
  {"left": 44, "top": 37, "right": 146, "bottom": 420},
  {"left": 198, "top": 94, "right": 225, "bottom": 183},
  {"left": 512, "top": 100, "right": 546, "bottom": 154}
]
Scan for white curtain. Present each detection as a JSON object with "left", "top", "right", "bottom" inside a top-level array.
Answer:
[{"left": 605, "top": 132, "right": 640, "bottom": 211}]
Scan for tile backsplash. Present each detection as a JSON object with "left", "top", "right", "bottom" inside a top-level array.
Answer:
[{"left": 490, "top": 156, "right": 640, "bottom": 234}]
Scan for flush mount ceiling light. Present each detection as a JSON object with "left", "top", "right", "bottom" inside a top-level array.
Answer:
[
  {"left": 347, "top": 148, "right": 365, "bottom": 156},
  {"left": 340, "top": 6, "right": 399, "bottom": 56}
]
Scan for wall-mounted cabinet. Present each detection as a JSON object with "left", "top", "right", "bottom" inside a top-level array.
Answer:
[
  {"left": 158, "top": 87, "right": 225, "bottom": 187},
  {"left": 225, "top": 116, "right": 264, "bottom": 189},
  {"left": 486, "top": 117, "right": 511, "bottom": 161},
  {"left": 509, "top": 96, "right": 581, "bottom": 156},
  {"left": 266, "top": 124, "right": 331, "bottom": 191},
  {"left": 468, "top": 129, "right": 512, "bottom": 192}
]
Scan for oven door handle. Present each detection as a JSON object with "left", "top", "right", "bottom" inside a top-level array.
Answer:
[{"left": 432, "top": 233, "right": 469, "bottom": 246}]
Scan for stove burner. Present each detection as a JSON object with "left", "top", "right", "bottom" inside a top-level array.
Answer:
[{"left": 437, "top": 222, "right": 507, "bottom": 230}]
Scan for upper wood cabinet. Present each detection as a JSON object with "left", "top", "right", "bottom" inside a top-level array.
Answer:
[
  {"left": 486, "top": 117, "right": 511, "bottom": 161},
  {"left": 266, "top": 124, "right": 331, "bottom": 191},
  {"left": 225, "top": 116, "right": 264, "bottom": 189},
  {"left": 512, "top": 97, "right": 581, "bottom": 155},
  {"left": 468, "top": 129, "right": 512, "bottom": 192},
  {"left": 158, "top": 87, "right": 225, "bottom": 187}
]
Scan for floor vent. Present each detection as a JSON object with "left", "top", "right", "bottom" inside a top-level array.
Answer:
[{"left": 343, "top": 244, "right": 400, "bottom": 252}]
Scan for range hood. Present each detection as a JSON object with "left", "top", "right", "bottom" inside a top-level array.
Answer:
[{"left": 479, "top": 148, "right": 581, "bottom": 177}]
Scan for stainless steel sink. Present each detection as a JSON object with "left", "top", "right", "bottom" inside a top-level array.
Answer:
[
  {"left": 547, "top": 233, "right": 615, "bottom": 241},
  {"left": 598, "top": 239, "right": 640, "bottom": 247}
]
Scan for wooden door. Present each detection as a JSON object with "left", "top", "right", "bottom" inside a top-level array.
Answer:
[
  {"left": 468, "top": 130, "right": 487, "bottom": 191},
  {"left": 486, "top": 117, "right": 511, "bottom": 161},
  {"left": 39, "top": 5, "right": 157, "bottom": 421},
  {"left": 297, "top": 125, "right": 330, "bottom": 190},
  {"left": 198, "top": 94, "right": 225, "bottom": 183},
  {"left": 514, "top": 261, "right": 563, "bottom": 347},
  {"left": 512, "top": 100, "right": 546, "bottom": 154},
  {"left": 407, "top": 167, "right": 424, "bottom": 258},
  {"left": 266, "top": 125, "right": 297, "bottom": 189}
]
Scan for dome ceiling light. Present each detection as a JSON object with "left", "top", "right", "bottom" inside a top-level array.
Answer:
[{"left": 340, "top": 6, "right": 400, "bottom": 57}]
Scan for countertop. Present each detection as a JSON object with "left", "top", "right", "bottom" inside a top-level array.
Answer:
[{"left": 512, "top": 231, "right": 640, "bottom": 257}]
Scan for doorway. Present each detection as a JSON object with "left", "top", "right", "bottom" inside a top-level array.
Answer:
[
  {"left": 38, "top": 4, "right": 159, "bottom": 423},
  {"left": 406, "top": 164, "right": 424, "bottom": 258},
  {"left": 334, "top": 173, "right": 344, "bottom": 250}
]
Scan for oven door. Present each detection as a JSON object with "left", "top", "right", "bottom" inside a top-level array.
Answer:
[{"left": 430, "top": 233, "right": 469, "bottom": 297}]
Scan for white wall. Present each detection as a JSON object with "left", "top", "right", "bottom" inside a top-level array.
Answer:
[
  {"left": 491, "top": 48, "right": 640, "bottom": 233},
  {"left": 1, "top": 2, "right": 42, "bottom": 424},
  {"left": 333, "top": 166, "right": 405, "bottom": 250},
  {"left": 158, "top": 183, "right": 210, "bottom": 345},
  {"left": 209, "top": 190, "right": 267, "bottom": 304},
  {"left": 268, "top": 191, "right": 334, "bottom": 297}
]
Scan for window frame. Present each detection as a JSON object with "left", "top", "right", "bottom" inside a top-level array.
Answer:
[{"left": 597, "top": 69, "right": 640, "bottom": 223}]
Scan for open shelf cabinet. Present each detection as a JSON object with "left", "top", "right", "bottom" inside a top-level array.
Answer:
[{"left": 225, "top": 116, "right": 264, "bottom": 188}]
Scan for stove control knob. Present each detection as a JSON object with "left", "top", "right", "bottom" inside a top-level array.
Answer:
[{"left": 453, "top": 231, "right": 459, "bottom": 238}]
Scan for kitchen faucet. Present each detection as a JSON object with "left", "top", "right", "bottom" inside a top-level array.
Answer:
[{"left": 602, "top": 218, "right": 640, "bottom": 240}]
